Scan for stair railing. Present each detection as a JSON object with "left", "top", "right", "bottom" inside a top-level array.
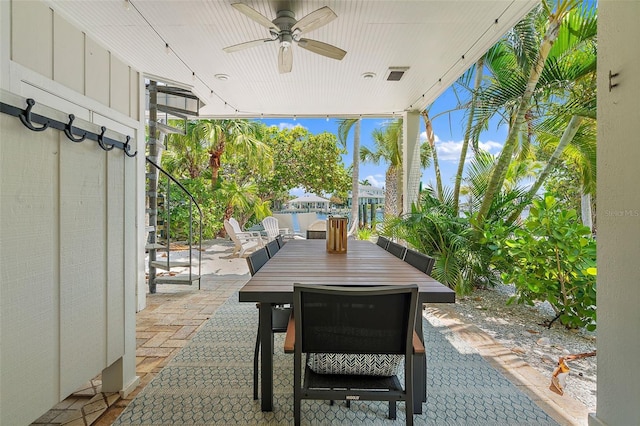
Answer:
[{"left": 146, "top": 157, "right": 202, "bottom": 289}]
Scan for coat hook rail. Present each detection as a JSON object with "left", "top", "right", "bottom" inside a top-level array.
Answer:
[{"left": 0, "top": 98, "right": 136, "bottom": 157}]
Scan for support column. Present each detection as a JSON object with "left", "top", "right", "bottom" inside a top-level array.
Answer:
[
  {"left": 590, "top": 1, "right": 640, "bottom": 425},
  {"left": 403, "top": 111, "right": 421, "bottom": 214}
]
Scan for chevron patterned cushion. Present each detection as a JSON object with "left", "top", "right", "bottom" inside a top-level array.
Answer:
[{"left": 307, "top": 353, "right": 403, "bottom": 376}]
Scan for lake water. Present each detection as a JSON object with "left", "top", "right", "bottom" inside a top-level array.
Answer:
[{"left": 288, "top": 211, "right": 383, "bottom": 232}]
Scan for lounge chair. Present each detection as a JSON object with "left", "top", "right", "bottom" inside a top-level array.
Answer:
[
  {"left": 262, "top": 216, "right": 288, "bottom": 242},
  {"left": 273, "top": 213, "right": 305, "bottom": 239},
  {"left": 224, "top": 219, "right": 263, "bottom": 257}
]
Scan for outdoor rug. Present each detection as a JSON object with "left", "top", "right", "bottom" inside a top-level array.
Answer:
[{"left": 114, "top": 293, "right": 558, "bottom": 425}]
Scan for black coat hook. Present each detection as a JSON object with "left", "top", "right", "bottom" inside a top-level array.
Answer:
[
  {"left": 19, "top": 98, "right": 49, "bottom": 132},
  {"left": 64, "top": 114, "right": 86, "bottom": 142},
  {"left": 123, "top": 136, "right": 137, "bottom": 157},
  {"left": 97, "top": 126, "right": 115, "bottom": 151}
]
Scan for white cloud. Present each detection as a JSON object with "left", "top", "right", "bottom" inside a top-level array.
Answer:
[
  {"left": 364, "top": 174, "right": 384, "bottom": 188},
  {"left": 478, "top": 140, "right": 503, "bottom": 152},
  {"left": 274, "top": 122, "right": 306, "bottom": 131},
  {"left": 430, "top": 134, "right": 503, "bottom": 162}
]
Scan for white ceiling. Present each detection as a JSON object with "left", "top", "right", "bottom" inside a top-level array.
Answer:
[{"left": 48, "top": 0, "right": 537, "bottom": 118}]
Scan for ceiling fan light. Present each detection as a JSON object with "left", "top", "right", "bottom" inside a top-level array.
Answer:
[
  {"left": 362, "top": 72, "right": 376, "bottom": 80},
  {"left": 280, "top": 33, "right": 293, "bottom": 49}
]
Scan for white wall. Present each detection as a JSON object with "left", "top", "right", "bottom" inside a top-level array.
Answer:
[
  {"left": 590, "top": 1, "right": 640, "bottom": 425},
  {"left": 0, "top": 1, "right": 143, "bottom": 424}
]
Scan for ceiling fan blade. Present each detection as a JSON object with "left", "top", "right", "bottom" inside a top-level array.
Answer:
[
  {"left": 278, "top": 46, "right": 293, "bottom": 73},
  {"left": 292, "top": 6, "right": 337, "bottom": 34},
  {"left": 297, "top": 38, "right": 346, "bottom": 61},
  {"left": 231, "top": 3, "right": 279, "bottom": 32},
  {"left": 223, "top": 38, "right": 274, "bottom": 53}
]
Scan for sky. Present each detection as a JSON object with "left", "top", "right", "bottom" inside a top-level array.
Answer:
[{"left": 258, "top": 85, "right": 509, "bottom": 197}]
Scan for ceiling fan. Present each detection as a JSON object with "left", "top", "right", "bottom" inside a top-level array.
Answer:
[{"left": 223, "top": 3, "right": 346, "bottom": 73}]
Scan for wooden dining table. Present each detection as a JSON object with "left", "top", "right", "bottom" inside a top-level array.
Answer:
[{"left": 239, "top": 239, "right": 456, "bottom": 412}]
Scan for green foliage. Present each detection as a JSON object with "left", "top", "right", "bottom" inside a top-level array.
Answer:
[
  {"left": 160, "top": 177, "right": 224, "bottom": 241},
  {"left": 500, "top": 194, "right": 597, "bottom": 330},
  {"left": 397, "top": 189, "right": 498, "bottom": 294},
  {"left": 356, "top": 227, "right": 373, "bottom": 241},
  {"left": 256, "top": 126, "right": 351, "bottom": 204}
]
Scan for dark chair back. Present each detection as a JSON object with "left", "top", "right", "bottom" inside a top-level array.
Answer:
[
  {"left": 376, "top": 236, "right": 390, "bottom": 250},
  {"left": 294, "top": 284, "right": 418, "bottom": 355},
  {"left": 306, "top": 230, "right": 327, "bottom": 239},
  {"left": 404, "top": 248, "right": 435, "bottom": 275},
  {"left": 386, "top": 241, "right": 407, "bottom": 260},
  {"left": 246, "top": 247, "right": 269, "bottom": 276},
  {"left": 292, "top": 283, "right": 419, "bottom": 425},
  {"left": 275, "top": 234, "right": 285, "bottom": 248},
  {"left": 265, "top": 239, "right": 280, "bottom": 258}
]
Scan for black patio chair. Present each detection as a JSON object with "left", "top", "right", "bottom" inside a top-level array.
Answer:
[
  {"left": 306, "top": 230, "right": 327, "bottom": 239},
  {"left": 387, "top": 241, "right": 407, "bottom": 260},
  {"left": 403, "top": 248, "right": 435, "bottom": 275},
  {"left": 265, "top": 239, "right": 280, "bottom": 257},
  {"left": 275, "top": 234, "right": 285, "bottom": 248},
  {"left": 376, "top": 235, "right": 390, "bottom": 250},
  {"left": 286, "top": 283, "right": 421, "bottom": 425},
  {"left": 246, "top": 248, "right": 291, "bottom": 400}
]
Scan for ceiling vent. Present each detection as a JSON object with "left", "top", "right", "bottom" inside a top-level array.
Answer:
[{"left": 386, "top": 67, "right": 409, "bottom": 81}]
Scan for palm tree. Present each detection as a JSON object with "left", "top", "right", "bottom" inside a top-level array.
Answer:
[
  {"left": 337, "top": 118, "right": 361, "bottom": 234},
  {"left": 197, "top": 119, "right": 271, "bottom": 189},
  {"left": 361, "top": 119, "right": 432, "bottom": 217},
  {"left": 475, "top": 0, "right": 582, "bottom": 227},
  {"left": 453, "top": 56, "right": 485, "bottom": 215},
  {"left": 218, "top": 179, "right": 261, "bottom": 224},
  {"left": 506, "top": 7, "right": 597, "bottom": 224},
  {"left": 420, "top": 111, "right": 443, "bottom": 202},
  {"left": 359, "top": 179, "right": 371, "bottom": 186},
  {"left": 163, "top": 120, "right": 210, "bottom": 179},
  {"left": 361, "top": 120, "right": 402, "bottom": 216}
]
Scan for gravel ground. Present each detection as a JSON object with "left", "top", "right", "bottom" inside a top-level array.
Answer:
[{"left": 425, "top": 284, "right": 597, "bottom": 412}]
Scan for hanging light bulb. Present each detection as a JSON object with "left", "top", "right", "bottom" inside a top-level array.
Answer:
[
  {"left": 192, "top": 71, "right": 196, "bottom": 81},
  {"left": 123, "top": 0, "right": 130, "bottom": 11},
  {"left": 165, "top": 43, "right": 170, "bottom": 54}
]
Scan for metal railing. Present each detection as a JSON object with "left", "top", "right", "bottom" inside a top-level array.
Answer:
[{"left": 146, "top": 157, "right": 202, "bottom": 290}]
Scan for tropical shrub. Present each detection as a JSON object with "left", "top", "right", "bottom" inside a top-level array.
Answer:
[
  {"left": 160, "top": 177, "right": 223, "bottom": 241},
  {"left": 356, "top": 227, "right": 373, "bottom": 241},
  {"left": 499, "top": 194, "right": 597, "bottom": 330}
]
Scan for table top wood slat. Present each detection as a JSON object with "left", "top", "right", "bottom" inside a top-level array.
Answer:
[{"left": 239, "top": 239, "right": 455, "bottom": 304}]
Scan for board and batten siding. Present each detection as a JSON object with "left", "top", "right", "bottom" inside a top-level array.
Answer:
[{"left": 0, "top": 1, "right": 143, "bottom": 424}]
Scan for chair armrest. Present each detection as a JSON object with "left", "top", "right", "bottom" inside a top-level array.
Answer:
[
  {"left": 278, "top": 228, "right": 290, "bottom": 235},
  {"left": 285, "top": 320, "right": 423, "bottom": 355},
  {"left": 284, "top": 313, "right": 295, "bottom": 353},
  {"left": 236, "top": 231, "right": 263, "bottom": 242},
  {"left": 413, "top": 331, "right": 425, "bottom": 354}
]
